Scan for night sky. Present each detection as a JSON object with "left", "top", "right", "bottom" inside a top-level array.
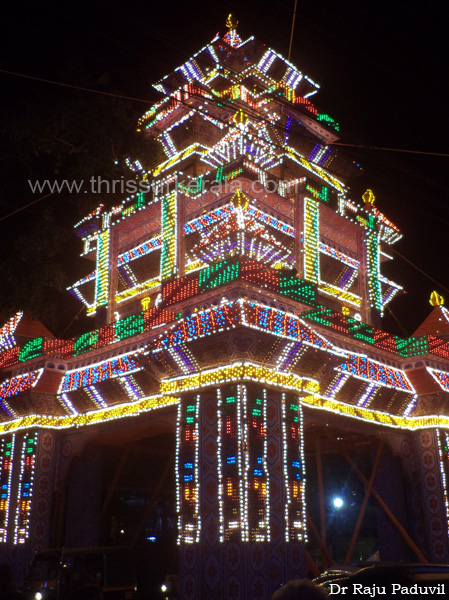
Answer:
[{"left": 1, "top": 0, "right": 448, "bottom": 336}]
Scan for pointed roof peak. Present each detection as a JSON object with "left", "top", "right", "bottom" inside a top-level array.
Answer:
[
  {"left": 0, "top": 311, "right": 24, "bottom": 351},
  {"left": 413, "top": 304, "right": 449, "bottom": 338},
  {"left": 0, "top": 311, "right": 55, "bottom": 352}
]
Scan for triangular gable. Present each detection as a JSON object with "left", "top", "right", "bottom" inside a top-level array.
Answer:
[
  {"left": 0, "top": 311, "right": 24, "bottom": 351},
  {"left": 413, "top": 306, "right": 449, "bottom": 338}
]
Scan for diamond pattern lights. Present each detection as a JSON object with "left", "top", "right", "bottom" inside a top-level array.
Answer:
[
  {"left": 0, "top": 312, "right": 23, "bottom": 352},
  {"left": 156, "top": 300, "right": 333, "bottom": 353},
  {"left": 60, "top": 354, "right": 140, "bottom": 393},
  {"left": 338, "top": 355, "right": 413, "bottom": 392},
  {"left": 0, "top": 370, "right": 43, "bottom": 404}
]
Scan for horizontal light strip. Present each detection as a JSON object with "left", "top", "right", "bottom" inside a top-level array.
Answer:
[
  {"left": 160, "top": 361, "right": 319, "bottom": 395},
  {"left": 0, "top": 395, "right": 180, "bottom": 434},
  {"left": 302, "top": 394, "right": 449, "bottom": 430}
]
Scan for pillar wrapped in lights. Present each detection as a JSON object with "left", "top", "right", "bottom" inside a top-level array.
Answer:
[
  {"left": 282, "top": 394, "right": 305, "bottom": 542},
  {"left": 14, "top": 432, "right": 38, "bottom": 545},
  {"left": 178, "top": 383, "right": 306, "bottom": 598},
  {"left": 177, "top": 393, "right": 201, "bottom": 544}
]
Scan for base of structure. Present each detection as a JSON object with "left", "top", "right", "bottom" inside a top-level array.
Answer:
[{"left": 180, "top": 540, "right": 306, "bottom": 599}]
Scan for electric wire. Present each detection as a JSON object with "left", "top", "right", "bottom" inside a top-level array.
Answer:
[
  {"left": 2, "top": 66, "right": 448, "bottom": 158},
  {"left": 0, "top": 192, "right": 55, "bottom": 223},
  {"left": 287, "top": 0, "right": 298, "bottom": 62},
  {"left": 392, "top": 249, "right": 449, "bottom": 295},
  {"left": 0, "top": 68, "right": 152, "bottom": 104}
]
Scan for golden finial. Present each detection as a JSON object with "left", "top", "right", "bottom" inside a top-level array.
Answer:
[
  {"left": 430, "top": 291, "right": 444, "bottom": 307},
  {"left": 226, "top": 14, "right": 238, "bottom": 30},
  {"left": 362, "top": 189, "right": 375, "bottom": 206},
  {"left": 231, "top": 190, "right": 249, "bottom": 210},
  {"left": 141, "top": 297, "right": 151, "bottom": 311},
  {"left": 233, "top": 108, "right": 249, "bottom": 126}
]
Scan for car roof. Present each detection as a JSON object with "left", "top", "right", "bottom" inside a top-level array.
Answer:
[{"left": 314, "top": 562, "right": 449, "bottom": 589}]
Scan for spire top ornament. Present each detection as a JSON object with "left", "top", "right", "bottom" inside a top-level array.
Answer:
[
  {"left": 430, "top": 291, "right": 445, "bottom": 306},
  {"left": 223, "top": 14, "right": 242, "bottom": 48},
  {"left": 363, "top": 189, "right": 376, "bottom": 207},
  {"left": 226, "top": 14, "right": 238, "bottom": 30}
]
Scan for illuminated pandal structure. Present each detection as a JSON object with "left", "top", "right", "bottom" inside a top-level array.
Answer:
[{"left": 1, "top": 18, "right": 448, "bottom": 597}]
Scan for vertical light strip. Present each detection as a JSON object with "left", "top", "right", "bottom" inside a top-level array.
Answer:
[
  {"left": 175, "top": 400, "right": 182, "bottom": 546},
  {"left": 263, "top": 388, "right": 270, "bottom": 541},
  {"left": 217, "top": 388, "right": 224, "bottom": 542},
  {"left": 95, "top": 228, "right": 110, "bottom": 309},
  {"left": 237, "top": 384, "right": 248, "bottom": 541},
  {"left": 242, "top": 384, "right": 249, "bottom": 542},
  {"left": 161, "top": 191, "right": 178, "bottom": 281},
  {"left": 282, "top": 394, "right": 305, "bottom": 541},
  {"left": 366, "top": 229, "right": 382, "bottom": 312},
  {"left": 299, "top": 403, "right": 307, "bottom": 542},
  {"left": 194, "top": 393, "right": 201, "bottom": 543},
  {"left": 303, "top": 197, "right": 319, "bottom": 283},
  {"left": 245, "top": 386, "right": 270, "bottom": 542},
  {"left": 177, "top": 394, "right": 200, "bottom": 544},
  {"left": 0, "top": 435, "right": 15, "bottom": 542},
  {"left": 221, "top": 388, "right": 241, "bottom": 541},
  {"left": 437, "top": 430, "right": 449, "bottom": 539},
  {"left": 14, "top": 432, "right": 38, "bottom": 544},
  {"left": 282, "top": 393, "right": 290, "bottom": 542}
]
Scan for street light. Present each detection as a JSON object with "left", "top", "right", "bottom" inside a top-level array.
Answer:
[{"left": 333, "top": 497, "right": 344, "bottom": 509}]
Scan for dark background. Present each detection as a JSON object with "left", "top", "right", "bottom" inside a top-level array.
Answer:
[{"left": 1, "top": 0, "right": 448, "bottom": 337}]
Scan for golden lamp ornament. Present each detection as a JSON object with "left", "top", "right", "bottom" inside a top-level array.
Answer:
[{"left": 430, "top": 291, "right": 444, "bottom": 306}]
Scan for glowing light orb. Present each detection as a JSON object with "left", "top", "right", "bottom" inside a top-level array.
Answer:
[{"left": 333, "top": 497, "right": 344, "bottom": 509}]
